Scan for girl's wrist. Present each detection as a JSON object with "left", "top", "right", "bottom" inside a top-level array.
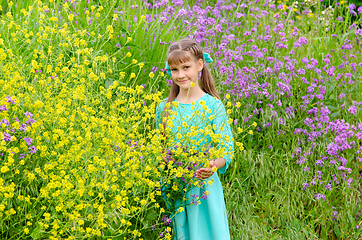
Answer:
[{"left": 211, "top": 158, "right": 226, "bottom": 169}]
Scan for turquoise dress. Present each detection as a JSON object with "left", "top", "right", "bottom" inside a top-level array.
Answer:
[{"left": 155, "top": 93, "right": 234, "bottom": 240}]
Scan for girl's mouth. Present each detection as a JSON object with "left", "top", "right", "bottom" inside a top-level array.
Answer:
[{"left": 178, "top": 79, "right": 188, "bottom": 83}]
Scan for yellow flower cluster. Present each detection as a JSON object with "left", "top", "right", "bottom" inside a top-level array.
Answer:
[{"left": 0, "top": 1, "right": 174, "bottom": 239}]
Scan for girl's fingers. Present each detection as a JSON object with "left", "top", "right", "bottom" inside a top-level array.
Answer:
[{"left": 196, "top": 168, "right": 213, "bottom": 179}]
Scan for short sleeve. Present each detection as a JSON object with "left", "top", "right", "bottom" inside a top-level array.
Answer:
[{"left": 212, "top": 100, "right": 234, "bottom": 174}]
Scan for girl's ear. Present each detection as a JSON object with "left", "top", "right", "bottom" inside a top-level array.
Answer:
[{"left": 197, "top": 58, "right": 204, "bottom": 72}]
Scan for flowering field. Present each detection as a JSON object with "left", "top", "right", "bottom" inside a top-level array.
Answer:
[{"left": 0, "top": 0, "right": 362, "bottom": 239}]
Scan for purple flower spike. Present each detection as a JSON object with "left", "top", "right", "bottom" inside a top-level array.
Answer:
[
  {"left": 162, "top": 215, "right": 171, "bottom": 225},
  {"left": 348, "top": 106, "right": 357, "bottom": 115},
  {"left": 19, "top": 123, "right": 27, "bottom": 132},
  {"left": 314, "top": 193, "right": 326, "bottom": 201},
  {"left": 172, "top": 0, "right": 184, "bottom": 6},
  {"left": 0, "top": 119, "right": 10, "bottom": 126},
  {"left": 29, "top": 145, "right": 38, "bottom": 155},
  {"left": 358, "top": 6, "right": 362, "bottom": 14},
  {"left": 2, "top": 132, "right": 12, "bottom": 141},
  {"left": 332, "top": 210, "right": 338, "bottom": 220},
  {"left": 6, "top": 96, "right": 15, "bottom": 104},
  {"left": 25, "top": 118, "right": 36, "bottom": 126},
  {"left": 23, "top": 111, "right": 33, "bottom": 118},
  {"left": 298, "top": 37, "right": 308, "bottom": 46},
  {"left": 0, "top": 105, "right": 7, "bottom": 112},
  {"left": 199, "top": 191, "right": 207, "bottom": 200},
  {"left": 302, "top": 183, "right": 309, "bottom": 190},
  {"left": 348, "top": 3, "right": 357, "bottom": 16},
  {"left": 23, "top": 137, "right": 33, "bottom": 146}
]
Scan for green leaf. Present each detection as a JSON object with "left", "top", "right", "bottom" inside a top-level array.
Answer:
[
  {"left": 331, "top": 111, "right": 340, "bottom": 118},
  {"left": 327, "top": 105, "right": 336, "bottom": 110},
  {"left": 146, "top": 210, "right": 158, "bottom": 221},
  {"left": 30, "top": 224, "right": 44, "bottom": 240},
  {"left": 124, "top": 42, "right": 141, "bottom": 49},
  {"left": 328, "top": 84, "right": 335, "bottom": 93}
]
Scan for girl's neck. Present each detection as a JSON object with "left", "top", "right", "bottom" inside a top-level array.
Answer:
[{"left": 176, "top": 85, "right": 206, "bottom": 104}]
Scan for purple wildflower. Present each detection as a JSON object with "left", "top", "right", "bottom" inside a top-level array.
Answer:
[
  {"left": 298, "top": 37, "right": 308, "bottom": 45},
  {"left": 314, "top": 193, "right": 326, "bottom": 201},
  {"left": 332, "top": 210, "right": 338, "bottom": 220},
  {"left": 358, "top": 6, "right": 362, "bottom": 14},
  {"left": 201, "top": 191, "right": 208, "bottom": 200},
  {"left": 19, "top": 123, "right": 27, "bottom": 131},
  {"left": 324, "top": 183, "right": 332, "bottom": 191},
  {"left": 23, "top": 137, "right": 33, "bottom": 146},
  {"left": 347, "top": 178, "right": 353, "bottom": 187},
  {"left": 348, "top": 3, "right": 357, "bottom": 16},
  {"left": 6, "top": 96, "right": 15, "bottom": 104},
  {"left": 348, "top": 105, "right": 357, "bottom": 115},
  {"left": 29, "top": 145, "right": 38, "bottom": 155},
  {"left": 23, "top": 111, "right": 33, "bottom": 118},
  {"left": 2, "top": 132, "right": 12, "bottom": 141},
  {"left": 0, "top": 105, "right": 7, "bottom": 111},
  {"left": 0, "top": 119, "right": 10, "bottom": 126},
  {"left": 162, "top": 215, "right": 171, "bottom": 225},
  {"left": 25, "top": 118, "right": 35, "bottom": 126},
  {"left": 297, "top": 68, "right": 305, "bottom": 75},
  {"left": 278, "top": 118, "right": 285, "bottom": 125}
]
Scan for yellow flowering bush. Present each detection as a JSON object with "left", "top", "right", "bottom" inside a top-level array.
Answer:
[
  {"left": 0, "top": 1, "right": 249, "bottom": 239},
  {"left": 0, "top": 82, "right": 237, "bottom": 239}
]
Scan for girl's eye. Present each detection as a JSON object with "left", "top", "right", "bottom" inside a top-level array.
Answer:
[{"left": 184, "top": 66, "right": 189, "bottom": 69}]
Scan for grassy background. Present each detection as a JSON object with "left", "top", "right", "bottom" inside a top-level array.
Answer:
[{"left": 0, "top": 0, "right": 361, "bottom": 239}]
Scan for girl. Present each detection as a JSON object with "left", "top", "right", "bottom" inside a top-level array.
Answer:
[{"left": 155, "top": 38, "right": 234, "bottom": 240}]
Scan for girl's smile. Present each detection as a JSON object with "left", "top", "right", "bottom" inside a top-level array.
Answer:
[{"left": 177, "top": 79, "right": 189, "bottom": 83}]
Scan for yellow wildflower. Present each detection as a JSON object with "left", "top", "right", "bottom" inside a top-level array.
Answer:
[{"left": 68, "top": 14, "right": 74, "bottom": 21}]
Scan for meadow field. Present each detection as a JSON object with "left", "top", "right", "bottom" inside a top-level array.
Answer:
[{"left": 0, "top": 0, "right": 362, "bottom": 239}]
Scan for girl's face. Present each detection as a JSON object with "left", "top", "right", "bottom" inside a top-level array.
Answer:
[{"left": 169, "top": 54, "right": 203, "bottom": 90}]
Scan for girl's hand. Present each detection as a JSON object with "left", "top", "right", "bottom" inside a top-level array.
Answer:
[{"left": 195, "top": 161, "right": 217, "bottom": 180}]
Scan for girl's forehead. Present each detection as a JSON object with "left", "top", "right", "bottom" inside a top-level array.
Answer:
[
  {"left": 168, "top": 50, "right": 195, "bottom": 67},
  {"left": 169, "top": 59, "right": 194, "bottom": 68}
]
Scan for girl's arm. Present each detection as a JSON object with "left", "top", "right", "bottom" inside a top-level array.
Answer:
[
  {"left": 212, "top": 100, "right": 234, "bottom": 174},
  {"left": 213, "top": 157, "right": 226, "bottom": 169},
  {"left": 195, "top": 157, "right": 225, "bottom": 179},
  {"left": 196, "top": 99, "right": 234, "bottom": 179}
]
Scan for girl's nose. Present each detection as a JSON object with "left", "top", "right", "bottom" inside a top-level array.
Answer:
[{"left": 178, "top": 70, "right": 185, "bottom": 78}]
